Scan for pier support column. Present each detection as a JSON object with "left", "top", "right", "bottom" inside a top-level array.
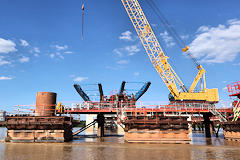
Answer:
[
  {"left": 201, "top": 123, "right": 204, "bottom": 131},
  {"left": 97, "top": 113, "right": 105, "bottom": 137},
  {"left": 203, "top": 113, "right": 211, "bottom": 138},
  {"left": 193, "top": 123, "right": 196, "bottom": 131},
  {"left": 210, "top": 121, "right": 215, "bottom": 132},
  {"left": 86, "top": 114, "right": 97, "bottom": 133}
]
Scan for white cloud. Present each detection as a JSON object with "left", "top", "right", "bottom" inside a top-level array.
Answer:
[
  {"left": 105, "top": 65, "right": 125, "bottom": 70},
  {"left": 189, "top": 19, "right": 240, "bottom": 63},
  {"left": 55, "top": 45, "right": 68, "bottom": 51},
  {"left": 125, "top": 45, "right": 140, "bottom": 56},
  {"left": 50, "top": 52, "right": 64, "bottom": 59},
  {"left": 34, "top": 53, "right": 39, "bottom": 57},
  {"left": 0, "top": 59, "right": 11, "bottom": 65},
  {"left": 134, "top": 72, "right": 140, "bottom": 76},
  {"left": 0, "top": 76, "right": 13, "bottom": 80},
  {"left": 180, "top": 34, "right": 189, "bottom": 40},
  {"left": 50, "top": 53, "right": 55, "bottom": 59},
  {"left": 151, "top": 24, "right": 158, "bottom": 27},
  {"left": 20, "top": 39, "right": 29, "bottom": 47},
  {"left": 73, "top": 76, "right": 88, "bottom": 82},
  {"left": 69, "top": 74, "right": 75, "bottom": 78},
  {"left": 0, "top": 38, "right": 17, "bottom": 53},
  {"left": 0, "top": 56, "right": 11, "bottom": 66},
  {"left": 56, "top": 52, "right": 64, "bottom": 59},
  {"left": 117, "top": 60, "right": 129, "bottom": 64},
  {"left": 197, "top": 26, "right": 209, "bottom": 32},
  {"left": 19, "top": 56, "right": 30, "bottom": 63},
  {"left": 228, "top": 19, "right": 240, "bottom": 25},
  {"left": 113, "top": 45, "right": 140, "bottom": 57},
  {"left": 160, "top": 31, "right": 175, "bottom": 47},
  {"left": 64, "top": 51, "right": 72, "bottom": 54},
  {"left": 33, "top": 47, "right": 40, "bottom": 53},
  {"left": 119, "top": 31, "right": 133, "bottom": 41},
  {"left": 113, "top": 48, "right": 123, "bottom": 57}
]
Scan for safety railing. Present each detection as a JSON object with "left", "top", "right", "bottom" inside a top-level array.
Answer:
[
  {"left": 8, "top": 101, "right": 233, "bottom": 118},
  {"left": 63, "top": 101, "right": 232, "bottom": 113},
  {"left": 228, "top": 81, "right": 240, "bottom": 96}
]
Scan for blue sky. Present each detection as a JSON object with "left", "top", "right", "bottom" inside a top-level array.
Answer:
[{"left": 0, "top": 0, "right": 240, "bottom": 111}]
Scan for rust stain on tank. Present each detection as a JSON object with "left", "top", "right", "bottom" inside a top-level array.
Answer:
[{"left": 35, "top": 92, "right": 57, "bottom": 116}]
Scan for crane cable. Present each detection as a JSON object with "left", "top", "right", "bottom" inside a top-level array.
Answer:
[
  {"left": 81, "top": 2, "right": 85, "bottom": 40},
  {"left": 145, "top": 0, "right": 200, "bottom": 67},
  {"left": 146, "top": 0, "right": 185, "bottom": 47}
]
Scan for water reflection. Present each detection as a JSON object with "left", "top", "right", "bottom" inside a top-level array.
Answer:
[
  {"left": 0, "top": 128, "right": 6, "bottom": 140},
  {"left": 0, "top": 128, "right": 240, "bottom": 160},
  {"left": 2, "top": 143, "right": 73, "bottom": 160}
]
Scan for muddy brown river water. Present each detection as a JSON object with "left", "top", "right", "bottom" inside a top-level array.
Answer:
[{"left": 0, "top": 128, "right": 240, "bottom": 160}]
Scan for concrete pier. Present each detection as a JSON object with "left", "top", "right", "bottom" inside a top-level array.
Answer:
[{"left": 85, "top": 114, "right": 97, "bottom": 133}]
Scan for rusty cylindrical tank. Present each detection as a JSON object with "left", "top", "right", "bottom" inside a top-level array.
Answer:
[{"left": 35, "top": 92, "right": 57, "bottom": 116}]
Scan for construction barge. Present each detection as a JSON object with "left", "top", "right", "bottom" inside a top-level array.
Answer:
[
  {"left": 123, "top": 116, "right": 190, "bottom": 144},
  {"left": 5, "top": 116, "right": 72, "bottom": 142},
  {"left": 5, "top": 92, "right": 73, "bottom": 142},
  {"left": 0, "top": 81, "right": 239, "bottom": 143},
  {"left": 0, "top": 0, "right": 238, "bottom": 145}
]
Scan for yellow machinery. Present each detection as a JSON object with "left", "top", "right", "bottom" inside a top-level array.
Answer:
[
  {"left": 56, "top": 102, "right": 64, "bottom": 113},
  {"left": 121, "top": 0, "right": 219, "bottom": 103}
]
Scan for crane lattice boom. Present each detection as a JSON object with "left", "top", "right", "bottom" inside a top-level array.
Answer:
[{"left": 121, "top": 0, "right": 219, "bottom": 103}]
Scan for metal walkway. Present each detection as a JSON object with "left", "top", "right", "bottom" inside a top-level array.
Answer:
[{"left": 63, "top": 102, "right": 233, "bottom": 116}]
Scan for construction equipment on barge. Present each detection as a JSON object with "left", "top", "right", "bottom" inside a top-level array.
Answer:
[
  {"left": 5, "top": 92, "right": 73, "bottom": 143},
  {"left": 73, "top": 81, "right": 151, "bottom": 136},
  {"left": 117, "top": 0, "right": 224, "bottom": 142},
  {"left": 3, "top": 1, "right": 236, "bottom": 144},
  {"left": 121, "top": 0, "right": 218, "bottom": 103}
]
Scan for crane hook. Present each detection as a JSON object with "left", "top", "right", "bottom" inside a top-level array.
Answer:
[{"left": 81, "top": 3, "right": 85, "bottom": 40}]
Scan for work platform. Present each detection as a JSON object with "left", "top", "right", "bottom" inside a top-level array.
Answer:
[
  {"left": 123, "top": 116, "right": 191, "bottom": 143},
  {"left": 4, "top": 94, "right": 236, "bottom": 144},
  {"left": 61, "top": 101, "right": 232, "bottom": 116},
  {"left": 5, "top": 116, "right": 73, "bottom": 142}
]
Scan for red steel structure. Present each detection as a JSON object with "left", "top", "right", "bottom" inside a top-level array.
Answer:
[
  {"left": 228, "top": 81, "right": 240, "bottom": 98},
  {"left": 13, "top": 101, "right": 233, "bottom": 116},
  {"left": 63, "top": 102, "right": 232, "bottom": 117},
  {"left": 227, "top": 81, "right": 240, "bottom": 121}
]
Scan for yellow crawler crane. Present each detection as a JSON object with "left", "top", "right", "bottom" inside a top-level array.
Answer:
[{"left": 121, "top": 0, "right": 219, "bottom": 103}]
